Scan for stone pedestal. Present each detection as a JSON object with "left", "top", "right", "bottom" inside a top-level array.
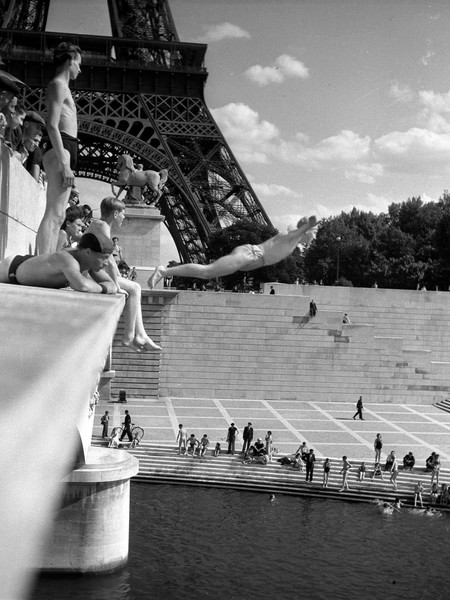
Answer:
[
  {"left": 39, "top": 447, "right": 139, "bottom": 574},
  {"left": 112, "top": 205, "right": 165, "bottom": 271}
]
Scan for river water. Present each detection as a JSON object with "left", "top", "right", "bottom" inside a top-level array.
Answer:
[{"left": 31, "top": 482, "right": 450, "bottom": 600}]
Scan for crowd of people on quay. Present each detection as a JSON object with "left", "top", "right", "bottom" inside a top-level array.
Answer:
[
  {"left": 175, "top": 422, "right": 275, "bottom": 463},
  {"left": 167, "top": 419, "right": 448, "bottom": 506}
]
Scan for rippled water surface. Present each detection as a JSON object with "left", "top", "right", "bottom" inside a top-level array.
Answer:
[{"left": 32, "top": 483, "right": 450, "bottom": 600}]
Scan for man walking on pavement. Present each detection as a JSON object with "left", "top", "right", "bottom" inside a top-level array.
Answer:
[{"left": 353, "top": 396, "right": 364, "bottom": 420}]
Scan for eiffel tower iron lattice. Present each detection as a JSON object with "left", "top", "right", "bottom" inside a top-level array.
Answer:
[{"left": 0, "top": 0, "right": 272, "bottom": 263}]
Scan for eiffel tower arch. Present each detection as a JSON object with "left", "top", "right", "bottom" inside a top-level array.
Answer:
[{"left": 0, "top": 0, "right": 272, "bottom": 263}]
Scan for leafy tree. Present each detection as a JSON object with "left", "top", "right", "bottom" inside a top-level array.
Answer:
[{"left": 303, "top": 195, "right": 450, "bottom": 289}]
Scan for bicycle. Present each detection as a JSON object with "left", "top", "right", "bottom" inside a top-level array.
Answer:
[{"left": 110, "top": 423, "right": 145, "bottom": 448}]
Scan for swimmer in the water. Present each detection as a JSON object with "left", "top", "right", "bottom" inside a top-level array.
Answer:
[
  {"left": 270, "top": 494, "right": 275, "bottom": 501},
  {"left": 424, "top": 506, "right": 441, "bottom": 517}
]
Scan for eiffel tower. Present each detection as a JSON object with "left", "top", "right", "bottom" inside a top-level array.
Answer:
[{"left": 0, "top": 0, "right": 272, "bottom": 263}]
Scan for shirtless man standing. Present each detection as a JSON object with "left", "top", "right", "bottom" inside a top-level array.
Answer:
[{"left": 36, "top": 42, "right": 82, "bottom": 255}]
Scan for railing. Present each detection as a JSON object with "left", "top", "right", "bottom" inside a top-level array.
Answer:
[{"left": 0, "top": 29, "right": 207, "bottom": 73}]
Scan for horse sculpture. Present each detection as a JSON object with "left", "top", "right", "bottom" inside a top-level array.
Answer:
[{"left": 111, "top": 154, "right": 168, "bottom": 204}]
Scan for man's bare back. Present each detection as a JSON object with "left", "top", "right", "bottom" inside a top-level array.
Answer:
[
  {"left": 5, "top": 252, "right": 76, "bottom": 288},
  {"left": 0, "top": 232, "right": 115, "bottom": 294}
]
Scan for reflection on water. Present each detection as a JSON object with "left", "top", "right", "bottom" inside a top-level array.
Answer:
[{"left": 32, "top": 483, "right": 450, "bottom": 600}]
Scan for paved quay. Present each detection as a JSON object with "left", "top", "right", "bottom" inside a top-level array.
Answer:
[
  {"left": 94, "top": 397, "right": 450, "bottom": 463},
  {"left": 92, "top": 397, "right": 450, "bottom": 506}
]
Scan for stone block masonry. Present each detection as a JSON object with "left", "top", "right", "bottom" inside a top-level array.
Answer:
[{"left": 115, "top": 287, "right": 450, "bottom": 403}]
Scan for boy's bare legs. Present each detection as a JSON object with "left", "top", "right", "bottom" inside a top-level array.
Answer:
[
  {"left": 118, "top": 277, "right": 162, "bottom": 352},
  {"left": 148, "top": 215, "right": 317, "bottom": 289},
  {"left": 36, "top": 150, "right": 72, "bottom": 255}
]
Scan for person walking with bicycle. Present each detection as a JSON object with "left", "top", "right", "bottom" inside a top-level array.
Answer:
[{"left": 120, "top": 409, "right": 133, "bottom": 442}]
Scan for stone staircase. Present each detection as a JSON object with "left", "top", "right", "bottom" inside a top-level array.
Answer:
[
  {"left": 434, "top": 398, "right": 450, "bottom": 414},
  {"left": 110, "top": 294, "right": 164, "bottom": 398},
  {"left": 92, "top": 439, "right": 449, "bottom": 509},
  {"left": 108, "top": 287, "right": 450, "bottom": 404}
]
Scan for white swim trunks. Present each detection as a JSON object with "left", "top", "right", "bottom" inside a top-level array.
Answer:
[{"left": 238, "top": 243, "right": 265, "bottom": 265}]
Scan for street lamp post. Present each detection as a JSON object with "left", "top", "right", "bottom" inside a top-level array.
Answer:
[{"left": 336, "top": 236, "right": 341, "bottom": 284}]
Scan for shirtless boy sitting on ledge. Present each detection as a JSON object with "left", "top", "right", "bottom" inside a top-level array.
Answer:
[{"left": 0, "top": 231, "right": 162, "bottom": 353}]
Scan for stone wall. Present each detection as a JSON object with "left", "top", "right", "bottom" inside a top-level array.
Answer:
[
  {"left": 0, "top": 141, "right": 46, "bottom": 259},
  {"left": 149, "top": 287, "right": 450, "bottom": 404}
]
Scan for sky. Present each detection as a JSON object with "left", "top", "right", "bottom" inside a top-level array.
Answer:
[{"left": 48, "top": 0, "right": 450, "bottom": 262}]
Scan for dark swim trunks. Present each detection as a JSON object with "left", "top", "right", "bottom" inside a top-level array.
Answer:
[
  {"left": 8, "top": 254, "right": 33, "bottom": 284},
  {"left": 43, "top": 131, "right": 78, "bottom": 170}
]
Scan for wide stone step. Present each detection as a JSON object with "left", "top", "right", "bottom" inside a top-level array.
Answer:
[{"left": 93, "top": 441, "right": 447, "bottom": 507}]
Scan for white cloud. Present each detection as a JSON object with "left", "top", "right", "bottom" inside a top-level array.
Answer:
[
  {"left": 212, "top": 103, "right": 379, "bottom": 183},
  {"left": 283, "top": 130, "right": 371, "bottom": 169},
  {"left": 211, "top": 102, "right": 279, "bottom": 163},
  {"left": 388, "top": 82, "right": 414, "bottom": 103},
  {"left": 252, "top": 182, "right": 297, "bottom": 197},
  {"left": 345, "top": 163, "right": 384, "bottom": 184},
  {"left": 362, "top": 193, "right": 395, "bottom": 214},
  {"left": 193, "top": 22, "right": 250, "bottom": 43},
  {"left": 212, "top": 90, "right": 450, "bottom": 183},
  {"left": 418, "top": 90, "right": 450, "bottom": 132},
  {"left": 244, "top": 54, "right": 309, "bottom": 86},
  {"left": 315, "top": 194, "right": 393, "bottom": 220},
  {"left": 375, "top": 128, "right": 450, "bottom": 169}
]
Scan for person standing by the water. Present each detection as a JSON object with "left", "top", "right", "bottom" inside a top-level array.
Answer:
[
  {"left": 176, "top": 424, "right": 188, "bottom": 454},
  {"left": 339, "top": 456, "right": 352, "bottom": 492},
  {"left": 265, "top": 430, "right": 273, "bottom": 462},
  {"left": 390, "top": 454, "right": 399, "bottom": 490},
  {"left": 242, "top": 422, "right": 253, "bottom": 454},
  {"left": 305, "top": 448, "right": 316, "bottom": 483},
  {"left": 374, "top": 433, "right": 383, "bottom": 463},
  {"left": 227, "top": 422, "right": 238, "bottom": 455},
  {"left": 414, "top": 481, "right": 424, "bottom": 508},
  {"left": 322, "top": 458, "right": 331, "bottom": 488}
]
